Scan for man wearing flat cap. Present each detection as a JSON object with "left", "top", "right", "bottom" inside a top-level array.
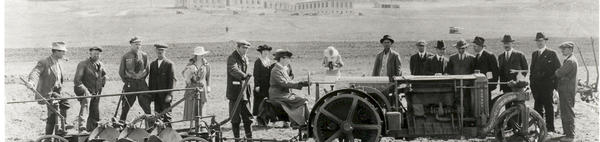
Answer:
[
  {"left": 372, "top": 35, "right": 402, "bottom": 78},
  {"left": 446, "top": 39, "right": 475, "bottom": 75},
  {"left": 27, "top": 42, "right": 70, "bottom": 134},
  {"left": 73, "top": 46, "right": 107, "bottom": 132},
  {"left": 410, "top": 40, "right": 433, "bottom": 75},
  {"left": 529, "top": 32, "right": 561, "bottom": 133},
  {"left": 424, "top": 40, "right": 448, "bottom": 75},
  {"left": 118, "top": 36, "right": 152, "bottom": 122},
  {"left": 149, "top": 44, "right": 176, "bottom": 126},
  {"left": 555, "top": 42, "right": 578, "bottom": 141},
  {"left": 227, "top": 39, "right": 254, "bottom": 140},
  {"left": 497, "top": 35, "right": 528, "bottom": 93}
]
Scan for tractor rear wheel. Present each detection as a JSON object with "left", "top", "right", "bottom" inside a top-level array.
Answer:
[
  {"left": 35, "top": 135, "right": 68, "bottom": 142},
  {"left": 494, "top": 107, "right": 547, "bottom": 142},
  {"left": 312, "top": 92, "right": 382, "bottom": 142}
]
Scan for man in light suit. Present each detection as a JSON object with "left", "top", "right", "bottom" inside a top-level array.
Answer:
[
  {"left": 529, "top": 32, "right": 561, "bottom": 133},
  {"left": 73, "top": 46, "right": 107, "bottom": 132},
  {"left": 372, "top": 35, "right": 402, "bottom": 78},
  {"left": 28, "top": 42, "right": 70, "bottom": 135},
  {"left": 424, "top": 40, "right": 448, "bottom": 75},
  {"left": 149, "top": 44, "right": 176, "bottom": 127},
  {"left": 227, "top": 40, "right": 254, "bottom": 140},
  {"left": 555, "top": 42, "right": 578, "bottom": 142},
  {"left": 446, "top": 39, "right": 475, "bottom": 75},
  {"left": 497, "top": 35, "right": 528, "bottom": 93},
  {"left": 410, "top": 40, "right": 433, "bottom": 75}
]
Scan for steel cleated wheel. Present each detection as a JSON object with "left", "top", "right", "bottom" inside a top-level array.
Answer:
[
  {"left": 35, "top": 135, "right": 68, "bottom": 142},
  {"left": 180, "top": 136, "right": 209, "bottom": 142},
  {"left": 312, "top": 91, "right": 382, "bottom": 142},
  {"left": 495, "top": 107, "right": 547, "bottom": 142}
]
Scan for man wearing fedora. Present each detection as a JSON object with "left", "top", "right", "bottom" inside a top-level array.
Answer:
[
  {"left": 118, "top": 36, "right": 152, "bottom": 122},
  {"left": 555, "top": 42, "right": 578, "bottom": 141},
  {"left": 149, "top": 44, "right": 176, "bottom": 126},
  {"left": 73, "top": 46, "right": 107, "bottom": 132},
  {"left": 410, "top": 40, "right": 434, "bottom": 75},
  {"left": 424, "top": 40, "right": 448, "bottom": 75},
  {"left": 27, "top": 42, "right": 70, "bottom": 135},
  {"left": 372, "top": 35, "right": 402, "bottom": 78},
  {"left": 497, "top": 35, "right": 528, "bottom": 93},
  {"left": 446, "top": 39, "right": 475, "bottom": 75},
  {"left": 471, "top": 36, "right": 499, "bottom": 110},
  {"left": 227, "top": 40, "right": 254, "bottom": 140},
  {"left": 530, "top": 32, "right": 561, "bottom": 133}
]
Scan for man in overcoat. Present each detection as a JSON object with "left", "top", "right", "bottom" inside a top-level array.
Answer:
[
  {"left": 410, "top": 40, "right": 433, "bottom": 75},
  {"left": 446, "top": 39, "right": 475, "bottom": 75},
  {"left": 497, "top": 35, "right": 529, "bottom": 93},
  {"left": 529, "top": 32, "right": 561, "bottom": 132},
  {"left": 227, "top": 40, "right": 254, "bottom": 140},
  {"left": 424, "top": 40, "right": 448, "bottom": 75},
  {"left": 372, "top": 35, "right": 402, "bottom": 78},
  {"left": 149, "top": 44, "right": 176, "bottom": 126},
  {"left": 73, "top": 46, "right": 107, "bottom": 132}
]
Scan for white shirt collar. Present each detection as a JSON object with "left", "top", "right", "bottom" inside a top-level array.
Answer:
[
  {"left": 477, "top": 50, "right": 484, "bottom": 56},
  {"left": 157, "top": 59, "right": 164, "bottom": 67},
  {"left": 539, "top": 46, "right": 547, "bottom": 54}
]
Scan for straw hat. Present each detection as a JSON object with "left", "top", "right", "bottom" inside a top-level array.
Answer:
[{"left": 194, "top": 46, "right": 210, "bottom": 55}]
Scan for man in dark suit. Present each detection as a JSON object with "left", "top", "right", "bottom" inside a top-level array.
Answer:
[
  {"left": 447, "top": 39, "right": 475, "bottom": 75},
  {"left": 28, "top": 42, "right": 70, "bottom": 135},
  {"left": 529, "top": 32, "right": 561, "bottom": 132},
  {"left": 73, "top": 46, "right": 107, "bottom": 132},
  {"left": 410, "top": 40, "right": 433, "bottom": 75},
  {"left": 424, "top": 40, "right": 448, "bottom": 75},
  {"left": 472, "top": 36, "right": 499, "bottom": 93},
  {"left": 227, "top": 40, "right": 254, "bottom": 140},
  {"left": 555, "top": 42, "right": 578, "bottom": 141},
  {"left": 497, "top": 35, "right": 529, "bottom": 93},
  {"left": 372, "top": 35, "right": 402, "bottom": 78},
  {"left": 148, "top": 44, "right": 176, "bottom": 126}
]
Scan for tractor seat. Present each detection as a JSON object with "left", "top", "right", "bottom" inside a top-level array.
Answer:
[{"left": 258, "top": 98, "right": 290, "bottom": 125}]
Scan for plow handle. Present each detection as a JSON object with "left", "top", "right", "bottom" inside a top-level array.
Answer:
[{"left": 219, "top": 77, "right": 252, "bottom": 126}]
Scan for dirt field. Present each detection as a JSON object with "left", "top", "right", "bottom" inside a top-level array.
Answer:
[{"left": 4, "top": 0, "right": 600, "bottom": 141}]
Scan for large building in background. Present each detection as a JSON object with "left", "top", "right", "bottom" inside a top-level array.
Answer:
[{"left": 175, "top": 0, "right": 355, "bottom": 15}]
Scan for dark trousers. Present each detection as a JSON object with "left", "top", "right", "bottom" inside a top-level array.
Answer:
[
  {"left": 252, "top": 89, "right": 268, "bottom": 116},
  {"left": 229, "top": 100, "right": 253, "bottom": 138},
  {"left": 531, "top": 83, "right": 555, "bottom": 131},
  {"left": 45, "top": 100, "right": 70, "bottom": 134},
  {"left": 154, "top": 92, "right": 173, "bottom": 126},
  {"left": 558, "top": 90, "right": 576, "bottom": 137},
  {"left": 86, "top": 94, "right": 101, "bottom": 132},
  {"left": 120, "top": 79, "right": 152, "bottom": 121}
]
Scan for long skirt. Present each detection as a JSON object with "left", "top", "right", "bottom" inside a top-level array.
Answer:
[{"left": 183, "top": 83, "right": 206, "bottom": 121}]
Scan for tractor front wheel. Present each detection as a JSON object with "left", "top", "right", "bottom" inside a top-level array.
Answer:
[
  {"left": 494, "top": 107, "right": 547, "bottom": 142},
  {"left": 35, "top": 135, "right": 68, "bottom": 142}
]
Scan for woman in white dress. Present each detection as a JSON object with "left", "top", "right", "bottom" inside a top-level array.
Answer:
[
  {"left": 322, "top": 46, "right": 344, "bottom": 78},
  {"left": 182, "top": 46, "right": 211, "bottom": 121}
]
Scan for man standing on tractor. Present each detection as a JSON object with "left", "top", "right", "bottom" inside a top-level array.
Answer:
[
  {"left": 118, "top": 36, "right": 152, "bottom": 122},
  {"left": 372, "top": 35, "right": 402, "bottom": 78},
  {"left": 497, "top": 35, "right": 528, "bottom": 93},
  {"left": 555, "top": 42, "right": 578, "bottom": 142},
  {"left": 529, "top": 32, "right": 561, "bottom": 133},
  {"left": 27, "top": 42, "right": 70, "bottom": 135},
  {"left": 227, "top": 40, "right": 254, "bottom": 140},
  {"left": 410, "top": 40, "right": 433, "bottom": 75},
  {"left": 149, "top": 44, "right": 176, "bottom": 127},
  {"left": 73, "top": 46, "right": 107, "bottom": 132}
]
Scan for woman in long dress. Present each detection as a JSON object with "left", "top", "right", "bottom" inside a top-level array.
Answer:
[
  {"left": 269, "top": 49, "right": 310, "bottom": 127},
  {"left": 182, "top": 46, "right": 211, "bottom": 121},
  {"left": 252, "top": 45, "right": 273, "bottom": 126}
]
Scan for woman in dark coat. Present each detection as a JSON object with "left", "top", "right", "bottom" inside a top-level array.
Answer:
[{"left": 253, "top": 45, "right": 273, "bottom": 125}]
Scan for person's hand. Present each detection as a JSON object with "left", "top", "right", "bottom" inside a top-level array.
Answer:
[
  {"left": 299, "top": 81, "right": 310, "bottom": 87},
  {"left": 255, "top": 86, "right": 260, "bottom": 92},
  {"left": 244, "top": 74, "right": 253, "bottom": 79},
  {"left": 207, "top": 87, "right": 211, "bottom": 93},
  {"left": 434, "top": 73, "right": 442, "bottom": 76},
  {"left": 79, "top": 99, "right": 89, "bottom": 107}
]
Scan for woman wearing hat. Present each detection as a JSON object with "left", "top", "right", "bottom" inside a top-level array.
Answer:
[
  {"left": 322, "top": 46, "right": 344, "bottom": 78},
  {"left": 269, "top": 49, "right": 310, "bottom": 127},
  {"left": 182, "top": 46, "right": 211, "bottom": 121},
  {"left": 252, "top": 45, "right": 273, "bottom": 126}
]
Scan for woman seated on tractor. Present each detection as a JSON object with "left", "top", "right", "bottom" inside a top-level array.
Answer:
[{"left": 267, "top": 49, "right": 310, "bottom": 127}]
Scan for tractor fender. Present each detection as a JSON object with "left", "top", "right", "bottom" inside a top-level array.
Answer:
[
  {"left": 354, "top": 86, "right": 392, "bottom": 110},
  {"left": 307, "top": 88, "right": 386, "bottom": 137},
  {"left": 481, "top": 92, "right": 524, "bottom": 133}
]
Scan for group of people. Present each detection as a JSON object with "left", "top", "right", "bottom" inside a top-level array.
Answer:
[{"left": 27, "top": 33, "right": 579, "bottom": 141}]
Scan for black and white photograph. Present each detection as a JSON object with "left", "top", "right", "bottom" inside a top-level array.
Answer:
[{"left": 2, "top": 0, "right": 599, "bottom": 141}]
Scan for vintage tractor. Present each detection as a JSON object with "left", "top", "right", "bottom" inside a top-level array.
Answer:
[{"left": 306, "top": 72, "right": 547, "bottom": 142}]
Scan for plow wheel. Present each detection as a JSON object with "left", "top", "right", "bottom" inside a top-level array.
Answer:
[
  {"left": 35, "top": 135, "right": 68, "bottom": 142},
  {"left": 312, "top": 93, "right": 382, "bottom": 142},
  {"left": 495, "top": 108, "right": 547, "bottom": 142}
]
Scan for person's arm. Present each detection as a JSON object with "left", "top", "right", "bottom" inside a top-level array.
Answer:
[
  {"left": 271, "top": 69, "right": 303, "bottom": 90},
  {"left": 118, "top": 55, "right": 128, "bottom": 83},
  {"left": 141, "top": 54, "right": 150, "bottom": 79},
  {"left": 253, "top": 60, "right": 264, "bottom": 85},
  {"left": 206, "top": 63, "right": 211, "bottom": 92},
  {"left": 549, "top": 51, "right": 561, "bottom": 78},
  {"left": 28, "top": 60, "right": 44, "bottom": 85},
  {"left": 394, "top": 54, "right": 402, "bottom": 76},
  {"left": 555, "top": 59, "right": 575, "bottom": 78},
  {"left": 336, "top": 55, "right": 344, "bottom": 68},
  {"left": 288, "top": 65, "right": 294, "bottom": 79},
  {"left": 489, "top": 54, "right": 500, "bottom": 81},
  {"left": 446, "top": 58, "right": 454, "bottom": 75},
  {"left": 228, "top": 56, "right": 247, "bottom": 80},
  {"left": 73, "top": 62, "right": 87, "bottom": 91},
  {"left": 168, "top": 62, "right": 176, "bottom": 89},
  {"left": 322, "top": 57, "right": 328, "bottom": 67},
  {"left": 182, "top": 65, "right": 194, "bottom": 85},
  {"left": 409, "top": 55, "right": 415, "bottom": 75},
  {"left": 520, "top": 53, "right": 529, "bottom": 76}
]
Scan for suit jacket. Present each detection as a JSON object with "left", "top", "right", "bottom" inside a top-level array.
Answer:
[
  {"left": 498, "top": 50, "right": 528, "bottom": 92},
  {"left": 226, "top": 50, "right": 251, "bottom": 100},
  {"left": 73, "top": 58, "right": 107, "bottom": 96},
  {"left": 555, "top": 55, "right": 578, "bottom": 106},
  {"left": 372, "top": 50, "right": 402, "bottom": 77},
  {"left": 447, "top": 53, "right": 475, "bottom": 75},
  {"left": 29, "top": 56, "right": 64, "bottom": 101},
  {"left": 474, "top": 50, "right": 499, "bottom": 90},
  {"left": 530, "top": 48, "right": 561, "bottom": 88},
  {"left": 268, "top": 63, "right": 303, "bottom": 101},
  {"left": 410, "top": 52, "right": 434, "bottom": 75},
  {"left": 149, "top": 59, "right": 176, "bottom": 92},
  {"left": 424, "top": 55, "right": 448, "bottom": 75}
]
